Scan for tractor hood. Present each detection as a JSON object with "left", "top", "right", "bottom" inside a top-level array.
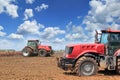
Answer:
[
  {"left": 64, "top": 43, "right": 105, "bottom": 59},
  {"left": 38, "top": 45, "right": 51, "bottom": 51}
]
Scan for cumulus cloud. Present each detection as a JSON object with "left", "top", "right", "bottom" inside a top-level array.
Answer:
[
  {"left": 41, "top": 27, "right": 65, "bottom": 39},
  {"left": 0, "top": 26, "right": 4, "bottom": 31},
  {"left": 65, "top": 33, "right": 88, "bottom": 41},
  {"left": 0, "top": 26, "right": 6, "bottom": 37},
  {"left": 0, "top": 31, "right": 6, "bottom": 37},
  {"left": 83, "top": 0, "right": 120, "bottom": 31},
  {"left": 8, "top": 33, "right": 24, "bottom": 40},
  {"left": 66, "top": 33, "right": 80, "bottom": 40},
  {"left": 65, "top": 22, "right": 88, "bottom": 41},
  {"left": 26, "top": 0, "right": 35, "bottom": 4},
  {"left": 24, "top": 9, "right": 33, "bottom": 20},
  {"left": 0, "top": 0, "right": 18, "bottom": 18},
  {"left": 0, "top": 39, "right": 13, "bottom": 49},
  {"left": 0, "top": 39, "right": 25, "bottom": 50},
  {"left": 66, "top": 21, "right": 72, "bottom": 31},
  {"left": 35, "top": 3, "right": 48, "bottom": 12},
  {"left": 52, "top": 38, "right": 65, "bottom": 43},
  {"left": 72, "top": 25, "right": 84, "bottom": 33},
  {"left": 17, "top": 20, "right": 44, "bottom": 35}
]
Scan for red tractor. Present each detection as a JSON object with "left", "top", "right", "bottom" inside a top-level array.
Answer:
[
  {"left": 22, "top": 40, "right": 54, "bottom": 57},
  {"left": 57, "top": 29, "right": 120, "bottom": 76}
]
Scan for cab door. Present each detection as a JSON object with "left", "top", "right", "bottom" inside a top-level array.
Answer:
[{"left": 108, "top": 33, "right": 120, "bottom": 55}]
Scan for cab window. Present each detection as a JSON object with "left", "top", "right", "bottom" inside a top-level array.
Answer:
[{"left": 101, "top": 33, "right": 108, "bottom": 44}]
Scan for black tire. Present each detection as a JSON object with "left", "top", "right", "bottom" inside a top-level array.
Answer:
[
  {"left": 116, "top": 68, "right": 120, "bottom": 74},
  {"left": 75, "top": 57, "right": 98, "bottom": 76},
  {"left": 22, "top": 48, "right": 32, "bottom": 57},
  {"left": 50, "top": 50, "right": 54, "bottom": 56},
  {"left": 116, "top": 58, "right": 120, "bottom": 74},
  {"left": 38, "top": 49, "right": 47, "bottom": 57}
]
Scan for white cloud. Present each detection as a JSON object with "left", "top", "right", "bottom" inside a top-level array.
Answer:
[
  {"left": 83, "top": 0, "right": 120, "bottom": 31},
  {"left": 26, "top": 0, "right": 35, "bottom": 4},
  {"left": 72, "top": 25, "right": 83, "bottom": 33},
  {"left": 0, "top": 39, "right": 26, "bottom": 50},
  {"left": 35, "top": 3, "right": 48, "bottom": 12},
  {"left": 0, "top": 26, "right": 6, "bottom": 37},
  {"left": 65, "top": 22, "right": 88, "bottom": 41},
  {"left": 0, "top": 0, "right": 18, "bottom": 18},
  {"left": 8, "top": 33, "right": 24, "bottom": 40},
  {"left": 24, "top": 9, "right": 33, "bottom": 20},
  {"left": 82, "top": 0, "right": 120, "bottom": 42},
  {"left": 0, "top": 31, "right": 6, "bottom": 37},
  {"left": 52, "top": 38, "right": 65, "bottom": 43},
  {"left": 0, "top": 26, "right": 4, "bottom": 30},
  {"left": 17, "top": 20, "right": 44, "bottom": 35},
  {"left": 41, "top": 27, "right": 65, "bottom": 39},
  {"left": 110, "top": 22, "right": 120, "bottom": 30},
  {"left": 66, "top": 33, "right": 80, "bottom": 40},
  {"left": 66, "top": 21, "right": 72, "bottom": 31},
  {"left": 65, "top": 33, "right": 88, "bottom": 41},
  {"left": 0, "top": 39, "right": 13, "bottom": 49}
]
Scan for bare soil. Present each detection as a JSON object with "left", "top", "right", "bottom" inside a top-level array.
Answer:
[{"left": 0, "top": 52, "right": 120, "bottom": 80}]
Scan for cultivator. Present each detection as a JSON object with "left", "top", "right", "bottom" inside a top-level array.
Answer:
[{"left": 0, "top": 51, "right": 21, "bottom": 57}]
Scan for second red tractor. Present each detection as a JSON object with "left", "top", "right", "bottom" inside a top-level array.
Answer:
[{"left": 22, "top": 40, "right": 54, "bottom": 57}]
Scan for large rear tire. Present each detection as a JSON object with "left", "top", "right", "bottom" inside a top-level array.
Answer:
[
  {"left": 116, "top": 57, "right": 120, "bottom": 74},
  {"left": 75, "top": 57, "right": 98, "bottom": 76},
  {"left": 50, "top": 50, "right": 54, "bottom": 56},
  {"left": 38, "top": 49, "right": 47, "bottom": 57},
  {"left": 22, "top": 48, "right": 32, "bottom": 57}
]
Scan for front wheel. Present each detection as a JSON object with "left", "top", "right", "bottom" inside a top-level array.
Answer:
[
  {"left": 75, "top": 57, "right": 98, "bottom": 76},
  {"left": 22, "top": 48, "right": 32, "bottom": 57}
]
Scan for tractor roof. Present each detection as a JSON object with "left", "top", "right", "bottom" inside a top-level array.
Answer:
[
  {"left": 28, "top": 40, "right": 39, "bottom": 42},
  {"left": 102, "top": 29, "right": 120, "bottom": 33}
]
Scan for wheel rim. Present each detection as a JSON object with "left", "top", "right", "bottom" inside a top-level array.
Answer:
[
  {"left": 23, "top": 50, "right": 29, "bottom": 56},
  {"left": 39, "top": 50, "right": 46, "bottom": 56},
  {"left": 80, "top": 61, "right": 95, "bottom": 76},
  {"left": 40, "top": 51, "right": 44, "bottom": 55}
]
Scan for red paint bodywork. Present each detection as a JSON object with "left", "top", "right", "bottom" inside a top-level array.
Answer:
[
  {"left": 38, "top": 45, "right": 51, "bottom": 52},
  {"left": 65, "top": 29, "right": 120, "bottom": 59},
  {"left": 65, "top": 43, "right": 105, "bottom": 59},
  {"left": 102, "top": 29, "right": 120, "bottom": 33}
]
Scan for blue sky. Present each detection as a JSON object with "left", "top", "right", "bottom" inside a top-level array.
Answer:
[{"left": 0, "top": 0, "right": 120, "bottom": 50}]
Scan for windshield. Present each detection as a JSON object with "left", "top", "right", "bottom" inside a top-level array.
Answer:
[
  {"left": 27, "top": 41, "right": 37, "bottom": 46},
  {"left": 65, "top": 46, "right": 73, "bottom": 54},
  {"left": 110, "top": 33, "right": 120, "bottom": 41},
  {"left": 100, "top": 33, "right": 108, "bottom": 44}
]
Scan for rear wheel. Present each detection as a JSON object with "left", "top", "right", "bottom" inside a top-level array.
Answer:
[
  {"left": 50, "top": 50, "right": 54, "bottom": 56},
  {"left": 38, "top": 49, "right": 47, "bottom": 57},
  {"left": 116, "top": 57, "right": 120, "bottom": 74},
  {"left": 22, "top": 48, "right": 32, "bottom": 57},
  {"left": 75, "top": 57, "right": 98, "bottom": 76}
]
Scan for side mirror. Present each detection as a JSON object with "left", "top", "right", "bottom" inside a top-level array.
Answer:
[{"left": 95, "top": 30, "right": 100, "bottom": 43}]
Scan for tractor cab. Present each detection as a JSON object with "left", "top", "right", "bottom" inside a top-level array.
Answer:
[
  {"left": 96, "top": 30, "right": 120, "bottom": 56},
  {"left": 27, "top": 40, "right": 40, "bottom": 52}
]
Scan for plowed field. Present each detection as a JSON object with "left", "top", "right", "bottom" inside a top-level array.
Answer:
[{"left": 0, "top": 52, "right": 120, "bottom": 80}]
